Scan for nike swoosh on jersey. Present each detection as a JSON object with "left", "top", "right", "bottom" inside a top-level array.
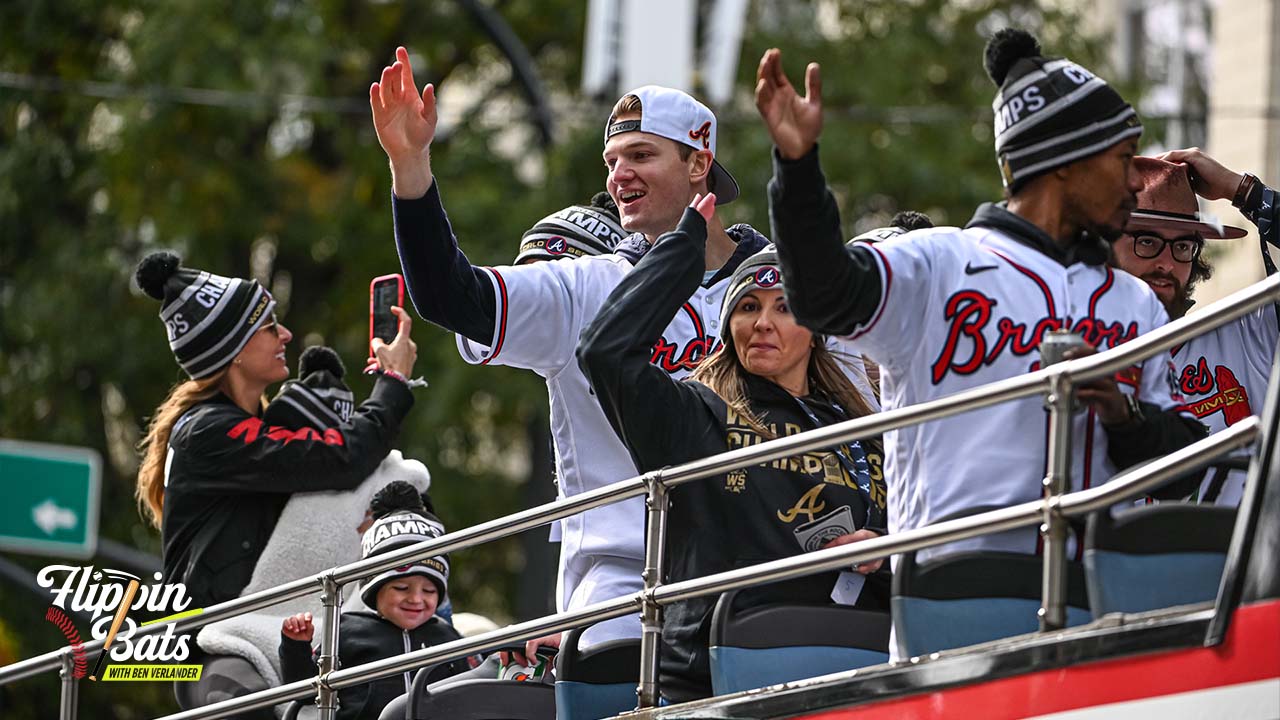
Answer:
[{"left": 964, "top": 262, "right": 999, "bottom": 275}]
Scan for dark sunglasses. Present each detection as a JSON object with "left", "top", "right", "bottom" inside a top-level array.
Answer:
[
  {"left": 258, "top": 312, "right": 280, "bottom": 336},
  {"left": 1131, "top": 234, "right": 1203, "bottom": 264}
]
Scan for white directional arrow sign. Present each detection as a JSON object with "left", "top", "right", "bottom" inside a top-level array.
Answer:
[
  {"left": 32, "top": 498, "right": 80, "bottom": 536},
  {"left": 0, "top": 440, "right": 100, "bottom": 558}
]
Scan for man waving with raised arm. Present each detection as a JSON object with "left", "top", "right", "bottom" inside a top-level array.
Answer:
[
  {"left": 370, "top": 47, "right": 775, "bottom": 653},
  {"left": 756, "top": 30, "right": 1206, "bottom": 561}
]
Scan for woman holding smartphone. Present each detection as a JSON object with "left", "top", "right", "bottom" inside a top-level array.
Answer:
[
  {"left": 133, "top": 252, "right": 418, "bottom": 713},
  {"left": 577, "top": 196, "right": 889, "bottom": 704}
]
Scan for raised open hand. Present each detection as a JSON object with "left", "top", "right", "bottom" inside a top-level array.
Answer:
[
  {"left": 754, "top": 48, "right": 823, "bottom": 160},
  {"left": 370, "top": 47, "right": 437, "bottom": 166}
]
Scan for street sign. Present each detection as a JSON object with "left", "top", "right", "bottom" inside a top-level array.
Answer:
[{"left": 0, "top": 439, "right": 101, "bottom": 558}]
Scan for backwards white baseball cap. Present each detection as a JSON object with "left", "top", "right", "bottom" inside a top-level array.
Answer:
[{"left": 604, "top": 85, "right": 740, "bottom": 205}]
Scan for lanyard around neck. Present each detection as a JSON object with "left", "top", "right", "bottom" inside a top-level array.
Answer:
[{"left": 791, "top": 394, "right": 882, "bottom": 530}]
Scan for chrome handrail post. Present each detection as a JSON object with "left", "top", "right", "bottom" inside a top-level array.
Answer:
[
  {"left": 58, "top": 647, "right": 78, "bottom": 720},
  {"left": 1040, "top": 371, "right": 1074, "bottom": 631},
  {"left": 637, "top": 469, "right": 670, "bottom": 709},
  {"left": 316, "top": 573, "right": 343, "bottom": 719}
]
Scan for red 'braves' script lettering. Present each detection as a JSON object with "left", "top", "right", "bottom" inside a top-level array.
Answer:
[
  {"left": 227, "top": 417, "right": 345, "bottom": 446},
  {"left": 650, "top": 335, "right": 720, "bottom": 373},
  {"left": 931, "top": 290, "right": 1140, "bottom": 384}
]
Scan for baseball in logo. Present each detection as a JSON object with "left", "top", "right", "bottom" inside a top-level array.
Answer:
[
  {"left": 754, "top": 266, "right": 780, "bottom": 288},
  {"left": 36, "top": 564, "right": 204, "bottom": 682},
  {"left": 545, "top": 237, "right": 568, "bottom": 255},
  {"left": 688, "top": 121, "right": 712, "bottom": 149}
]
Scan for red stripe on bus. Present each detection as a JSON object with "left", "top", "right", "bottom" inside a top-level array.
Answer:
[{"left": 796, "top": 599, "right": 1280, "bottom": 720}]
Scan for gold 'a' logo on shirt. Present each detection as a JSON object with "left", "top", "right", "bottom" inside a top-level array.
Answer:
[{"left": 777, "top": 485, "right": 827, "bottom": 524}]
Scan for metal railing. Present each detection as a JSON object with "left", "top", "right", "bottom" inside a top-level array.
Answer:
[{"left": 0, "top": 272, "right": 1274, "bottom": 720}]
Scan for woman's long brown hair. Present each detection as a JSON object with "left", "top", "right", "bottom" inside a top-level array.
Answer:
[
  {"left": 689, "top": 334, "right": 879, "bottom": 442},
  {"left": 135, "top": 370, "right": 228, "bottom": 528}
]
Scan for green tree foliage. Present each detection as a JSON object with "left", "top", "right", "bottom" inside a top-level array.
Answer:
[{"left": 0, "top": 1, "right": 1118, "bottom": 716}]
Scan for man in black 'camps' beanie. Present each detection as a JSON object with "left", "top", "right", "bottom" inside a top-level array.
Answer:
[
  {"left": 986, "top": 28, "right": 1143, "bottom": 194},
  {"left": 757, "top": 29, "right": 1207, "bottom": 615}
]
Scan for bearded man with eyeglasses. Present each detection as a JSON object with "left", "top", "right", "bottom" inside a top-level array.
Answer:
[{"left": 1110, "top": 150, "right": 1279, "bottom": 505}]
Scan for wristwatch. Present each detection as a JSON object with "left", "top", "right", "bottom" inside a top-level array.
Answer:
[{"left": 1112, "top": 393, "right": 1145, "bottom": 429}]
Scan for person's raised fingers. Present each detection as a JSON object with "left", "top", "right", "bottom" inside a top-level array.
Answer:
[
  {"left": 805, "top": 62, "right": 822, "bottom": 104},
  {"left": 391, "top": 305, "right": 413, "bottom": 339},
  {"left": 756, "top": 48, "right": 775, "bottom": 83},
  {"left": 397, "top": 47, "right": 420, "bottom": 99},
  {"left": 695, "top": 192, "right": 717, "bottom": 221},
  {"left": 754, "top": 75, "right": 771, "bottom": 102},
  {"left": 369, "top": 82, "right": 385, "bottom": 113},
  {"left": 767, "top": 48, "right": 789, "bottom": 86},
  {"left": 379, "top": 64, "right": 399, "bottom": 101},
  {"left": 421, "top": 83, "right": 437, "bottom": 121}
]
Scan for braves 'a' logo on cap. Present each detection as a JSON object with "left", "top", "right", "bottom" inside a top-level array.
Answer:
[
  {"left": 754, "top": 266, "right": 780, "bottom": 288},
  {"left": 688, "top": 121, "right": 712, "bottom": 149},
  {"left": 545, "top": 237, "right": 568, "bottom": 255}
]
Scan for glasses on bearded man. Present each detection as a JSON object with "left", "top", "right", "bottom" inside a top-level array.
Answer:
[{"left": 1130, "top": 234, "right": 1203, "bottom": 263}]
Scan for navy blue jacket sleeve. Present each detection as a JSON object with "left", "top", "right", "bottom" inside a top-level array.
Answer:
[
  {"left": 392, "top": 181, "right": 499, "bottom": 345},
  {"left": 577, "top": 209, "right": 719, "bottom": 472},
  {"left": 277, "top": 635, "right": 317, "bottom": 685},
  {"left": 767, "top": 146, "right": 883, "bottom": 336}
]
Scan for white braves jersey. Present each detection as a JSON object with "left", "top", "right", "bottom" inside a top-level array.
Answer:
[
  {"left": 1173, "top": 301, "right": 1278, "bottom": 505},
  {"left": 456, "top": 253, "right": 876, "bottom": 567},
  {"left": 456, "top": 254, "right": 728, "bottom": 565},
  {"left": 844, "top": 226, "right": 1187, "bottom": 557}
]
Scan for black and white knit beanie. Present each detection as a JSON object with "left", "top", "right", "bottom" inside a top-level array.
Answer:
[
  {"left": 514, "top": 192, "right": 627, "bottom": 264},
  {"left": 359, "top": 488, "right": 449, "bottom": 606},
  {"left": 135, "top": 252, "right": 276, "bottom": 379},
  {"left": 986, "top": 28, "right": 1141, "bottom": 193},
  {"left": 718, "top": 244, "right": 783, "bottom": 343},
  {"left": 263, "top": 346, "right": 354, "bottom": 429}
]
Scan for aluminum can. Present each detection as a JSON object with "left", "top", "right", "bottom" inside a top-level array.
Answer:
[{"left": 1038, "top": 329, "right": 1087, "bottom": 367}]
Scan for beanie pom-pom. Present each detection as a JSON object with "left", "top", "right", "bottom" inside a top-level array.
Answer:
[
  {"left": 984, "top": 28, "right": 1041, "bottom": 86},
  {"left": 135, "top": 252, "right": 181, "bottom": 300},
  {"left": 590, "top": 190, "right": 620, "bottom": 217},
  {"left": 369, "top": 480, "right": 427, "bottom": 520},
  {"left": 298, "top": 345, "right": 345, "bottom": 380}
]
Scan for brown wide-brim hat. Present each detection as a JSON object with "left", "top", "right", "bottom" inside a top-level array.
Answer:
[{"left": 1125, "top": 156, "right": 1247, "bottom": 240}]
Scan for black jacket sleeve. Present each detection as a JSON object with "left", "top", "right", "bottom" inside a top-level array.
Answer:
[
  {"left": 767, "top": 146, "right": 883, "bottom": 336},
  {"left": 392, "top": 181, "right": 498, "bottom": 344},
  {"left": 278, "top": 636, "right": 317, "bottom": 685},
  {"left": 1104, "top": 402, "right": 1209, "bottom": 499},
  {"left": 577, "top": 209, "right": 720, "bottom": 472},
  {"left": 1240, "top": 182, "right": 1276, "bottom": 255},
  {"left": 179, "top": 376, "right": 413, "bottom": 494}
]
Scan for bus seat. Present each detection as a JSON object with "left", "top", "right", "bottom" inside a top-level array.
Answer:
[
  {"left": 554, "top": 625, "right": 640, "bottom": 720},
  {"left": 1085, "top": 504, "right": 1236, "bottom": 617},
  {"left": 893, "top": 549, "right": 1090, "bottom": 657},
  {"left": 708, "top": 588, "right": 890, "bottom": 696},
  {"left": 390, "top": 655, "right": 555, "bottom": 720}
]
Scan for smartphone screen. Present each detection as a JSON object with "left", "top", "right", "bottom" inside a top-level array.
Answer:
[{"left": 370, "top": 275, "right": 404, "bottom": 344}]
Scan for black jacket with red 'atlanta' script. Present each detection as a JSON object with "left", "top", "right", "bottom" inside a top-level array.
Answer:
[{"left": 161, "top": 376, "right": 413, "bottom": 611}]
